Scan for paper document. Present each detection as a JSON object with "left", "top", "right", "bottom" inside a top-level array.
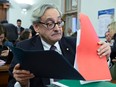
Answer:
[{"left": 0, "top": 59, "right": 5, "bottom": 66}]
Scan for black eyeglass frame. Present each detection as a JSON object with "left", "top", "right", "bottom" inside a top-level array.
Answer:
[{"left": 39, "top": 19, "right": 65, "bottom": 30}]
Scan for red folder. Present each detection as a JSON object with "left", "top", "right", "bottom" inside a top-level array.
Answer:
[{"left": 76, "top": 13, "right": 111, "bottom": 80}]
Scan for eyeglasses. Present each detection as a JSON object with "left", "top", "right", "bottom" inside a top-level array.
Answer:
[{"left": 39, "top": 20, "right": 65, "bottom": 30}]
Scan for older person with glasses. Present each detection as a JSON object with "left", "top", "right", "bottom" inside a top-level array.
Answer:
[{"left": 8, "top": 4, "right": 111, "bottom": 87}]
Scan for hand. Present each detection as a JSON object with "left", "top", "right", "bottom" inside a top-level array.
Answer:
[
  {"left": 97, "top": 41, "right": 111, "bottom": 58},
  {"left": 13, "top": 64, "right": 35, "bottom": 87},
  {"left": 112, "top": 58, "right": 116, "bottom": 63},
  {"left": 1, "top": 50, "right": 9, "bottom": 57}
]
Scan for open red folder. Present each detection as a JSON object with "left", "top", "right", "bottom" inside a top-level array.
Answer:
[{"left": 75, "top": 13, "right": 111, "bottom": 81}]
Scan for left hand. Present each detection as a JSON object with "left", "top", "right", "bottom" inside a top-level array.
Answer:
[
  {"left": 97, "top": 41, "right": 111, "bottom": 58},
  {"left": 13, "top": 64, "right": 35, "bottom": 87}
]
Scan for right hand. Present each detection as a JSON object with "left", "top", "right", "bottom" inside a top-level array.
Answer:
[{"left": 13, "top": 64, "right": 35, "bottom": 87}]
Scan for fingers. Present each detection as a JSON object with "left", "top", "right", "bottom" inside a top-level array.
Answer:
[
  {"left": 13, "top": 63, "right": 35, "bottom": 85},
  {"left": 13, "top": 63, "right": 29, "bottom": 74},
  {"left": 97, "top": 41, "right": 111, "bottom": 58},
  {"left": 1, "top": 50, "right": 9, "bottom": 56},
  {"left": 112, "top": 59, "right": 116, "bottom": 62},
  {"left": 13, "top": 64, "right": 33, "bottom": 76},
  {"left": 14, "top": 63, "right": 20, "bottom": 70},
  {"left": 13, "top": 69, "right": 31, "bottom": 75},
  {"left": 14, "top": 73, "right": 34, "bottom": 81}
]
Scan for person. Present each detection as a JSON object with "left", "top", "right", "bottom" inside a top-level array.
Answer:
[
  {"left": 0, "top": 24, "right": 13, "bottom": 64},
  {"left": 108, "top": 22, "right": 116, "bottom": 62},
  {"left": 16, "top": 29, "right": 32, "bottom": 42},
  {"left": 71, "top": 31, "right": 77, "bottom": 37},
  {"left": 29, "top": 25, "right": 36, "bottom": 36},
  {"left": 1, "top": 20, "right": 18, "bottom": 45},
  {"left": 0, "top": 20, "right": 8, "bottom": 24},
  {"left": 16, "top": 19, "right": 24, "bottom": 36},
  {"left": 108, "top": 21, "right": 116, "bottom": 80},
  {"left": 67, "top": 28, "right": 73, "bottom": 36},
  {"left": 8, "top": 4, "right": 111, "bottom": 87},
  {"left": 105, "top": 31, "right": 113, "bottom": 46}
]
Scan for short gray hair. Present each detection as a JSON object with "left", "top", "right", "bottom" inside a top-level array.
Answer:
[{"left": 32, "top": 4, "right": 62, "bottom": 24}]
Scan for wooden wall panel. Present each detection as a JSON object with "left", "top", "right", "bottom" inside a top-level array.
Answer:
[{"left": 0, "top": 4, "right": 7, "bottom": 21}]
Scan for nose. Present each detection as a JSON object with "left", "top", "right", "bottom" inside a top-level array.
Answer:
[
  {"left": 52, "top": 25, "right": 61, "bottom": 33},
  {"left": 54, "top": 24, "right": 62, "bottom": 30}
]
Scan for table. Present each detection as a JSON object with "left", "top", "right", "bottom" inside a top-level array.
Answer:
[
  {"left": 0, "top": 64, "right": 9, "bottom": 87},
  {"left": 111, "top": 80, "right": 116, "bottom": 84},
  {"left": 58, "top": 80, "right": 116, "bottom": 87}
]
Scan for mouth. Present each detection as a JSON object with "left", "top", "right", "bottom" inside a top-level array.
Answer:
[{"left": 52, "top": 33, "right": 61, "bottom": 36}]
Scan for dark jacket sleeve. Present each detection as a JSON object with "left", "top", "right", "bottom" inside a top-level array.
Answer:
[{"left": 8, "top": 40, "right": 45, "bottom": 87}]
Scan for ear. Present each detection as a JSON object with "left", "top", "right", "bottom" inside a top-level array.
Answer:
[{"left": 33, "top": 24, "right": 39, "bottom": 33}]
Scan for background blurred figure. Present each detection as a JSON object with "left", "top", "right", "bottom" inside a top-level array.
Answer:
[
  {"left": 71, "top": 31, "right": 77, "bottom": 37},
  {"left": 108, "top": 21, "right": 116, "bottom": 80},
  {"left": 16, "top": 19, "right": 24, "bottom": 37},
  {"left": 16, "top": 29, "right": 32, "bottom": 42},
  {"left": 108, "top": 22, "right": 116, "bottom": 59},
  {"left": 0, "top": 24, "right": 13, "bottom": 64},
  {"left": 29, "top": 25, "right": 36, "bottom": 37},
  {"left": 1, "top": 20, "right": 18, "bottom": 44},
  {"left": 0, "top": 20, "right": 8, "bottom": 24},
  {"left": 105, "top": 31, "right": 113, "bottom": 46},
  {"left": 67, "top": 28, "right": 73, "bottom": 36}
]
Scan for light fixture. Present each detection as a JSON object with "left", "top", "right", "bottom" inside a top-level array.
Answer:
[
  {"left": 14, "top": 0, "right": 34, "bottom": 5},
  {"left": 19, "top": 3, "right": 32, "bottom": 10},
  {"left": 14, "top": 0, "right": 34, "bottom": 14}
]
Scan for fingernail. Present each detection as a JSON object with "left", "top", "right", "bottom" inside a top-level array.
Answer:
[
  {"left": 97, "top": 53, "right": 100, "bottom": 55},
  {"left": 97, "top": 49, "right": 100, "bottom": 52},
  {"left": 100, "top": 56, "right": 102, "bottom": 58}
]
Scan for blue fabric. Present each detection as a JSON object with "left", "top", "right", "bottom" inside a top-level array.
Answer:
[{"left": 4, "top": 41, "right": 14, "bottom": 47}]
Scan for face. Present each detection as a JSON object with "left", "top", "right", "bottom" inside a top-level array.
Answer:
[
  {"left": 17, "top": 22, "right": 21, "bottom": 27},
  {"left": 34, "top": 8, "right": 63, "bottom": 45},
  {"left": 108, "top": 22, "right": 116, "bottom": 38},
  {"left": 105, "top": 32, "right": 112, "bottom": 42},
  {"left": 108, "top": 27, "right": 115, "bottom": 38}
]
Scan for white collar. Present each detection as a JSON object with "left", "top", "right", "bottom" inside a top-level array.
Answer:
[{"left": 40, "top": 37, "right": 62, "bottom": 54}]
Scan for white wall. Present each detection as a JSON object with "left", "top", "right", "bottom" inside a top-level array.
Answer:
[
  {"left": 8, "top": 0, "right": 61, "bottom": 28},
  {"left": 80, "top": 0, "right": 116, "bottom": 37},
  {"left": 8, "top": 0, "right": 116, "bottom": 35}
]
